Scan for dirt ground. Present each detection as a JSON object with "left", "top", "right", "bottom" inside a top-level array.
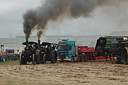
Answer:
[{"left": 0, "top": 61, "right": 128, "bottom": 85}]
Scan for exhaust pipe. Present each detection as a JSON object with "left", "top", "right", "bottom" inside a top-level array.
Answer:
[
  {"left": 26, "top": 40, "right": 29, "bottom": 47},
  {"left": 38, "top": 39, "right": 40, "bottom": 48},
  {"left": 38, "top": 40, "right": 40, "bottom": 45}
]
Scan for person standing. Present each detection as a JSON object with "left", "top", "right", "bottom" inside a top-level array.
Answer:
[
  {"left": 0, "top": 54, "right": 1, "bottom": 63},
  {"left": 2, "top": 54, "right": 5, "bottom": 62},
  {"left": 104, "top": 51, "right": 108, "bottom": 62}
]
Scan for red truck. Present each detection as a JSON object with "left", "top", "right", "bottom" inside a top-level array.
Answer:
[{"left": 76, "top": 46, "right": 94, "bottom": 62}]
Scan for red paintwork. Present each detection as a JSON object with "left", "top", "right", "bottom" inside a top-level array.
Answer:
[
  {"left": 59, "top": 56, "right": 65, "bottom": 59},
  {"left": 76, "top": 46, "right": 94, "bottom": 60},
  {"left": 95, "top": 56, "right": 110, "bottom": 60},
  {"left": 77, "top": 46, "right": 94, "bottom": 53}
]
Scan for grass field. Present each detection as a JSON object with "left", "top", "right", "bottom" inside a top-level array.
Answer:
[{"left": 0, "top": 60, "right": 19, "bottom": 65}]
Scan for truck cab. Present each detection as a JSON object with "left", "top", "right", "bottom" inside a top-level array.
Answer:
[{"left": 57, "top": 40, "right": 75, "bottom": 61}]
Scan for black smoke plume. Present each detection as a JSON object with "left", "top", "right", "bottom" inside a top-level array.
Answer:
[{"left": 23, "top": 0, "right": 127, "bottom": 40}]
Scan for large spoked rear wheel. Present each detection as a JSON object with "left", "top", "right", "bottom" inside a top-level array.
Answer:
[
  {"left": 122, "top": 49, "right": 128, "bottom": 65},
  {"left": 42, "top": 54, "right": 46, "bottom": 64},
  {"left": 32, "top": 54, "right": 35, "bottom": 65},
  {"left": 51, "top": 51, "right": 56, "bottom": 63},
  {"left": 122, "top": 55, "right": 128, "bottom": 65},
  {"left": 20, "top": 54, "right": 23, "bottom": 65},
  {"left": 36, "top": 50, "right": 40, "bottom": 64}
]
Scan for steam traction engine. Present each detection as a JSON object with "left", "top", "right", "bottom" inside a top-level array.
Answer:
[
  {"left": 20, "top": 42, "right": 37, "bottom": 65},
  {"left": 94, "top": 36, "right": 128, "bottom": 63},
  {"left": 35, "top": 42, "right": 57, "bottom": 64}
]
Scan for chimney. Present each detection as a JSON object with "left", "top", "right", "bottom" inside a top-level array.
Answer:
[
  {"left": 38, "top": 39, "right": 40, "bottom": 45},
  {"left": 38, "top": 38, "right": 40, "bottom": 48},
  {"left": 26, "top": 40, "right": 29, "bottom": 47}
]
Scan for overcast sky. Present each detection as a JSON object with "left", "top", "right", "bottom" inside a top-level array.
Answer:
[
  {"left": 0, "top": 0, "right": 40, "bottom": 38},
  {"left": 0, "top": 0, "right": 128, "bottom": 38}
]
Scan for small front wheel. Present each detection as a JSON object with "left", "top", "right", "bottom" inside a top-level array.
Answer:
[
  {"left": 20, "top": 53, "right": 27, "bottom": 65},
  {"left": 71, "top": 57, "right": 74, "bottom": 62}
]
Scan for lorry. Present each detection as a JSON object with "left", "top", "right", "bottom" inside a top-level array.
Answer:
[
  {"left": 57, "top": 40, "right": 94, "bottom": 62},
  {"left": 77, "top": 46, "right": 94, "bottom": 61},
  {"left": 94, "top": 36, "right": 128, "bottom": 63},
  {"left": 57, "top": 40, "right": 76, "bottom": 62}
]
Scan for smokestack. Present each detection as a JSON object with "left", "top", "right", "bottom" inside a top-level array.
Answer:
[
  {"left": 26, "top": 40, "right": 29, "bottom": 47},
  {"left": 38, "top": 39, "right": 40, "bottom": 45},
  {"left": 38, "top": 37, "right": 41, "bottom": 48}
]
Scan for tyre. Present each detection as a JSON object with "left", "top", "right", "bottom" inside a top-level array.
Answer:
[
  {"left": 71, "top": 56, "right": 74, "bottom": 62},
  {"left": 77, "top": 56, "right": 80, "bottom": 62},
  {"left": 32, "top": 54, "right": 35, "bottom": 65},
  {"left": 122, "top": 50, "right": 128, "bottom": 65},
  {"left": 74, "top": 56, "right": 78, "bottom": 62},
  {"left": 42, "top": 54, "right": 46, "bottom": 64},
  {"left": 54, "top": 53, "right": 57, "bottom": 63},
  {"left": 122, "top": 55, "right": 128, "bottom": 65},
  {"left": 19, "top": 54, "right": 23, "bottom": 65},
  {"left": 35, "top": 50, "right": 40, "bottom": 64},
  {"left": 79, "top": 55, "right": 82, "bottom": 62},
  {"left": 51, "top": 51, "right": 56, "bottom": 63},
  {"left": 84, "top": 56, "right": 87, "bottom": 62},
  {"left": 20, "top": 53, "right": 27, "bottom": 65}
]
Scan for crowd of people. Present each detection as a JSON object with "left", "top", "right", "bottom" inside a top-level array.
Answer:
[{"left": 0, "top": 53, "right": 20, "bottom": 63}]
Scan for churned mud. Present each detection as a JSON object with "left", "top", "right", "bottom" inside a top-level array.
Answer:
[{"left": 0, "top": 62, "right": 128, "bottom": 85}]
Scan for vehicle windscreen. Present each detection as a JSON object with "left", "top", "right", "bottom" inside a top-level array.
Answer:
[
  {"left": 58, "top": 45, "right": 69, "bottom": 51},
  {"left": 95, "top": 38, "right": 106, "bottom": 50}
]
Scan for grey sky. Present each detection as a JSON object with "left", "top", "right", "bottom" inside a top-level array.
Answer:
[
  {"left": 0, "top": 0, "right": 40, "bottom": 38},
  {"left": 0, "top": 0, "right": 128, "bottom": 38}
]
